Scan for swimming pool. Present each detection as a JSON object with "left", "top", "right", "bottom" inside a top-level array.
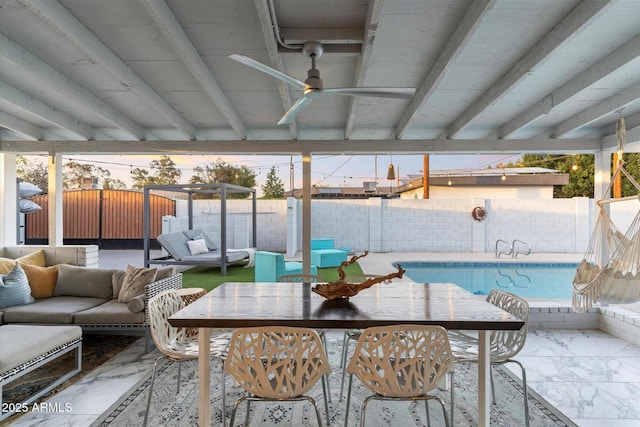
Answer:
[{"left": 398, "top": 262, "right": 579, "bottom": 299}]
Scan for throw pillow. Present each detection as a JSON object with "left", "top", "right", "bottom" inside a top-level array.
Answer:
[
  {"left": 21, "top": 263, "right": 60, "bottom": 298},
  {"left": 187, "top": 239, "right": 208, "bottom": 255},
  {"left": 0, "top": 264, "right": 35, "bottom": 309},
  {"left": 16, "top": 250, "right": 46, "bottom": 267},
  {"left": 118, "top": 265, "right": 157, "bottom": 303},
  {"left": 0, "top": 257, "right": 17, "bottom": 274}
]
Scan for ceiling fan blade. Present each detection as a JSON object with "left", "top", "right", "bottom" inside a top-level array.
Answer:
[
  {"left": 277, "top": 95, "right": 314, "bottom": 125},
  {"left": 324, "top": 87, "right": 415, "bottom": 99},
  {"left": 229, "top": 54, "right": 306, "bottom": 89}
]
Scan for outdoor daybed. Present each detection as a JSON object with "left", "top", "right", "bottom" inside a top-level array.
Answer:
[
  {"left": 0, "top": 251, "right": 182, "bottom": 353},
  {"left": 152, "top": 229, "right": 253, "bottom": 272}
]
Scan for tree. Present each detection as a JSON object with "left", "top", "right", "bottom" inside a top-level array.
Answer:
[
  {"left": 63, "top": 160, "right": 126, "bottom": 190},
  {"left": 499, "top": 153, "right": 640, "bottom": 198},
  {"left": 131, "top": 155, "right": 181, "bottom": 188},
  {"left": 189, "top": 160, "right": 256, "bottom": 198},
  {"left": 17, "top": 155, "right": 48, "bottom": 192},
  {"left": 620, "top": 153, "right": 640, "bottom": 197},
  {"left": 261, "top": 166, "right": 285, "bottom": 199}
]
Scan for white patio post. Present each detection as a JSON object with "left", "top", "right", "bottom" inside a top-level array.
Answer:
[
  {"left": 302, "top": 152, "right": 311, "bottom": 275},
  {"left": 0, "top": 152, "right": 18, "bottom": 246},
  {"left": 48, "top": 153, "right": 64, "bottom": 246},
  {"left": 593, "top": 150, "right": 611, "bottom": 202}
]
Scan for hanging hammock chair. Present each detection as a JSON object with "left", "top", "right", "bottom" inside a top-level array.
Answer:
[{"left": 572, "top": 117, "right": 640, "bottom": 313}]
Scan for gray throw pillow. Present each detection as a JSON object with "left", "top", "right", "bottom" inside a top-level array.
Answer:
[{"left": 0, "top": 264, "right": 35, "bottom": 309}]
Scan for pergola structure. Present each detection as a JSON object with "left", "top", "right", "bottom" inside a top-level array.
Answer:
[
  {"left": 1, "top": 1, "right": 639, "bottom": 273},
  {"left": 142, "top": 183, "right": 257, "bottom": 275}
]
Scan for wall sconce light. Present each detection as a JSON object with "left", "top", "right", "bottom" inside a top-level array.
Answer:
[
  {"left": 501, "top": 169, "right": 506, "bottom": 181},
  {"left": 447, "top": 176, "right": 452, "bottom": 186}
]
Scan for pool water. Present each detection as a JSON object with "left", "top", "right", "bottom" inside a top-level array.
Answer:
[{"left": 398, "top": 262, "right": 579, "bottom": 299}]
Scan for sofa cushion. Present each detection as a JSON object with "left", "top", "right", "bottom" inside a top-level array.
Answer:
[
  {"left": 0, "top": 251, "right": 47, "bottom": 275},
  {"left": 0, "top": 264, "right": 35, "bottom": 309},
  {"left": 16, "top": 250, "right": 46, "bottom": 267},
  {"left": 112, "top": 267, "right": 173, "bottom": 297},
  {"left": 118, "top": 265, "right": 157, "bottom": 303},
  {"left": 74, "top": 300, "right": 145, "bottom": 324},
  {"left": 0, "top": 325, "right": 82, "bottom": 374},
  {"left": 0, "top": 257, "right": 16, "bottom": 274},
  {"left": 21, "top": 264, "right": 61, "bottom": 298},
  {"left": 127, "top": 294, "right": 146, "bottom": 313},
  {"left": 1, "top": 296, "right": 107, "bottom": 323},
  {"left": 55, "top": 264, "right": 118, "bottom": 299}
]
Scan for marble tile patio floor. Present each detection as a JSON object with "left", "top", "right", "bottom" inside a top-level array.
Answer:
[{"left": 4, "top": 250, "right": 639, "bottom": 426}]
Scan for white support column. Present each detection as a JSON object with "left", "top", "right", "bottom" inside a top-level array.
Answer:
[
  {"left": 286, "top": 196, "right": 298, "bottom": 258},
  {"left": 594, "top": 150, "right": 611, "bottom": 201},
  {"left": 302, "top": 153, "right": 311, "bottom": 274},
  {"left": 0, "top": 153, "right": 18, "bottom": 246},
  {"left": 48, "top": 153, "right": 64, "bottom": 246}
]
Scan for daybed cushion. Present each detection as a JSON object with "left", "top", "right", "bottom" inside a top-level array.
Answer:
[
  {"left": 55, "top": 264, "right": 118, "bottom": 299},
  {"left": 0, "top": 264, "right": 34, "bottom": 309},
  {"left": 181, "top": 251, "right": 248, "bottom": 263},
  {"left": 74, "top": 300, "right": 145, "bottom": 324},
  {"left": 156, "top": 231, "right": 191, "bottom": 261},
  {"left": 0, "top": 325, "right": 82, "bottom": 374},
  {"left": 1, "top": 296, "right": 107, "bottom": 323}
]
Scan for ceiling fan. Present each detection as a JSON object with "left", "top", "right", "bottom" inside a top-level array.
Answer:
[{"left": 229, "top": 41, "right": 416, "bottom": 125}]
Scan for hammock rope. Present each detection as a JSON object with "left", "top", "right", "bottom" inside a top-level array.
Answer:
[{"left": 572, "top": 117, "right": 640, "bottom": 313}]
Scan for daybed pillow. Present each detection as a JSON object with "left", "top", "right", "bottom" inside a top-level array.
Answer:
[
  {"left": 0, "top": 264, "right": 35, "bottom": 309},
  {"left": 16, "top": 250, "right": 46, "bottom": 267},
  {"left": 118, "top": 265, "right": 157, "bottom": 303},
  {"left": 183, "top": 229, "right": 217, "bottom": 250},
  {"left": 187, "top": 239, "right": 208, "bottom": 255},
  {"left": 21, "top": 263, "right": 60, "bottom": 298},
  {"left": 0, "top": 257, "right": 16, "bottom": 274}
]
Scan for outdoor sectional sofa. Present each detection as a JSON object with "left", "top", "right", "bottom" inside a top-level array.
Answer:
[{"left": 0, "top": 248, "right": 182, "bottom": 353}]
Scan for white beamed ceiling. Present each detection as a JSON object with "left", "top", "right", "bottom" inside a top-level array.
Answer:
[{"left": 0, "top": 0, "right": 639, "bottom": 155}]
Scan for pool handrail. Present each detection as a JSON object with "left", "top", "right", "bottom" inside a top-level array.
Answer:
[{"left": 495, "top": 239, "right": 512, "bottom": 258}]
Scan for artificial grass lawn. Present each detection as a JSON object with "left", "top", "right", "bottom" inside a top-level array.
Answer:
[{"left": 181, "top": 261, "right": 364, "bottom": 292}]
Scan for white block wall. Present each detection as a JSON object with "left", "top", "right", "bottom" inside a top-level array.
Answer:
[{"left": 165, "top": 197, "right": 636, "bottom": 254}]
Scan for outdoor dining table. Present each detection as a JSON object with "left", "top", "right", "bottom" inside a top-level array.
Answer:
[{"left": 168, "top": 281, "right": 525, "bottom": 427}]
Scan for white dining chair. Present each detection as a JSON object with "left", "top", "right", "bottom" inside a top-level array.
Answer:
[
  {"left": 343, "top": 324, "right": 454, "bottom": 427},
  {"left": 224, "top": 326, "right": 332, "bottom": 426},
  {"left": 448, "top": 289, "right": 530, "bottom": 427},
  {"left": 144, "top": 289, "right": 230, "bottom": 426}
]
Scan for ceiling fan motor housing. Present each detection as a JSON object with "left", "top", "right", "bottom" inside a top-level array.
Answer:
[{"left": 302, "top": 41, "right": 324, "bottom": 59}]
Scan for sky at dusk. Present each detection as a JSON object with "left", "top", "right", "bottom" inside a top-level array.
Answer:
[{"left": 30, "top": 153, "right": 521, "bottom": 196}]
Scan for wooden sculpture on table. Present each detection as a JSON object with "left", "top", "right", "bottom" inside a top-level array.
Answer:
[{"left": 312, "top": 251, "right": 405, "bottom": 300}]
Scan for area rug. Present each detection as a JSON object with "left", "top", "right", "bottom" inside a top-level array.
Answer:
[
  {"left": 94, "top": 338, "right": 576, "bottom": 427},
  {"left": 2, "top": 335, "right": 139, "bottom": 409}
]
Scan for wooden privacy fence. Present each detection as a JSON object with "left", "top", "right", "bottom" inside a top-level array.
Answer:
[{"left": 26, "top": 189, "right": 175, "bottom": 248}]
